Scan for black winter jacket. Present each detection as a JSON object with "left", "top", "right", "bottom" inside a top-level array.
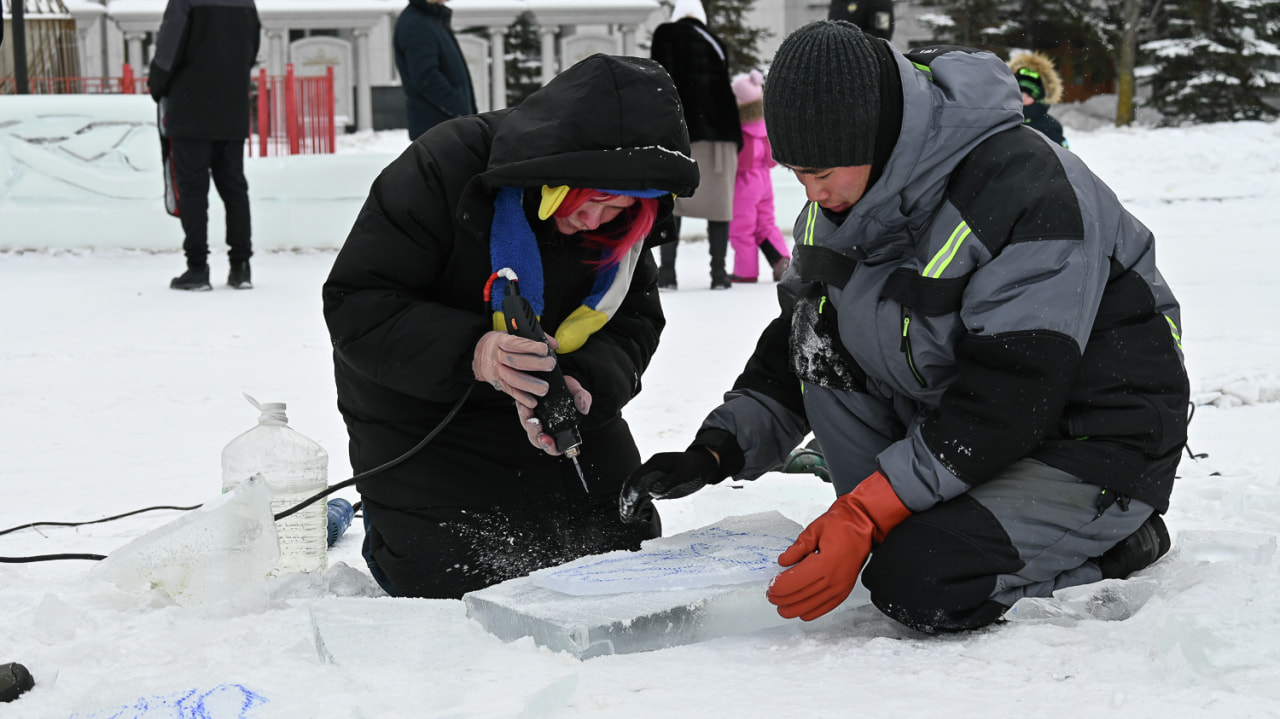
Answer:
[
  {"left": 323, "top": 55, "right": 699, "bottom": 512},
  {"left": 1022, "top": 101, "right": 1068, "bottom": 147},
  {"left": 650, "top": 18, "right": 742, "bottom": 150},
  {"left": 149, "top": 0, "right": 260, "bottom": 139},
  {"left": 394, "top": 0, "right": 476, "bottom": 139}
]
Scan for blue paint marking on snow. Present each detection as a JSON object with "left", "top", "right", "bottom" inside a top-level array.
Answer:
[{"left": 69, "top": 683, "right": 268, "bottom": 719}]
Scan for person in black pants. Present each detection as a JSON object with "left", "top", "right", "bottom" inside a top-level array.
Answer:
[
  {"left": 323, "top": 54, "right": 699, "bottom": 598},
  {"left": 149, "top": 0, "right": 261, "bottom": 291},
  {"left": 650, "top": 0, "right": 742, "bottom": 290}
]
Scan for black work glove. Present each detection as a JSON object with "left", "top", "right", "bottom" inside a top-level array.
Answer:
[{"left": 619, "top": 448, "right": 721, "bottom": 523}]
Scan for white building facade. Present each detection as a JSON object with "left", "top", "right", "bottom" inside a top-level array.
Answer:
[{"left": 26, "top": 0, "right": 929, "bottom": 131}]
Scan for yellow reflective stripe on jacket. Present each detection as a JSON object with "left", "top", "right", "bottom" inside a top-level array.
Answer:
[
  {"left": 803, "top": 201, "right": 820, "bottom": 245},
  {"left": 1165, "top": 314, "right": 1183, "bottom": 350},
  {"left": 923, "top": 221, "right": 970, "bottom": 278}
]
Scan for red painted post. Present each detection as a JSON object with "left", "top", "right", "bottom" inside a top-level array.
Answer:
[
  {"left": 257, "top": 68, "right": 269, "bottom": 157},
  {"left": 122, "top": 64, "right": 135, "bottom": 94},
  {"left": 285, "top": 64, "right": 299, "bottom": 155},
  {"left": 326, "top": 66, "right": 336, "bottom": 153}
]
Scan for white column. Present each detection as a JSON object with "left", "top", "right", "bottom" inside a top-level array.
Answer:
[
  {"left": 487, "top": 26, "right": 507, "bottom": 110},
  {"left": 267, "top": 30, "right": 286, "bottom": 75},
  {"left": 105, "top": 22, "right": 124, "bottom": 78},
  {"left": 538, "top": 25, "right": 557, "bottom": 85},
  {"left": 621, "top": 24, "right": 639, "bottom": 56},
  {"left": 125, "top": 32, "right": 146, "bottom": 76},
  {"left": 76, "top": 27, "right": 92, "bottom": 76},
  {"left": 355, "top": 28, "right": 373, "bottom": 131}
]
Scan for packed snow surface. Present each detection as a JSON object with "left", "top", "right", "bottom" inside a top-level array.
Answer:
[{"left": 2, "top": 118, "right": 1279, "bottom": 717}]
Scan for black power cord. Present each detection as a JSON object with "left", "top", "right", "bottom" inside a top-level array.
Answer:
[{"left": 0, "top": 384, "right": 473, "bottom": 564}]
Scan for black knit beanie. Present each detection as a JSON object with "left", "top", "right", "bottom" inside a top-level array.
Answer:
[{"left": 765, "top": 20, "right": 881, "bottom": 168}]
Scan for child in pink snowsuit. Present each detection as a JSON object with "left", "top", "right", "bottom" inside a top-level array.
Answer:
[{"left": 729, "top": 70, "right": 791, "bottom": 282}]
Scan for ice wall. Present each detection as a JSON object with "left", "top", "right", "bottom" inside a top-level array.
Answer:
[{"left": 0, "top": 95, "right": 395, "bottom": 251}]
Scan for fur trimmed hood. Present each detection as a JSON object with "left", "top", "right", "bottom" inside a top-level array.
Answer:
[{"left": 1008, "top": 51, "right": 1064, "bottom": 105}]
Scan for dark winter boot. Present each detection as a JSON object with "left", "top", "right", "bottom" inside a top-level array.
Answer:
[
  {"left": 658, "top": 241, "right": 678, "bottom": 290},
  {"left": 772, "top": 257, "right": 791, "bottom": 282},
  {"left": 708, "top": 220, "right": 731, "bottom": 290},
  {"left": 778, "top": 437, "right": 829, "bottom": 481},
  {"left": 657, "top": 265, "right": 678, "bottom": 291},
  {"left": 228, "top": 260, "right": 252, "bottom": 290},
  {"left": 1099, "top": 513, "right": 1171, "bottom": 579},
  {"left": 170, "top": 264, "right": 212, "bottom": 291}
]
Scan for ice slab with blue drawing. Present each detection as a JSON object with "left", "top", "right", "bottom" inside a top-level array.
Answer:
[{"left": 463, "top": 511, "right": 802, "bottom": 658}]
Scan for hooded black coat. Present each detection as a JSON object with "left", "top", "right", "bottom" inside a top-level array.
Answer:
[
  {"left": 650, "top": 18, "right": 742, "bottom": 150},
  {"left": 323, "top": 55, "right": 698, "bottom": 519}
]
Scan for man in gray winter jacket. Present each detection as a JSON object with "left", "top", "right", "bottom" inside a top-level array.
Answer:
[{"left": 620, "top": 21, "right": 1188, "bottom": 633}]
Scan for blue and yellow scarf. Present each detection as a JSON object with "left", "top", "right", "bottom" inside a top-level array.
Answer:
[{"left": 487, "top": 185, "right": 664, "bottom": 353}]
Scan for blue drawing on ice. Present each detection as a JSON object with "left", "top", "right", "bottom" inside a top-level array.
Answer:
[
  {"left": 529, "top": 514, "right": 800, "bottom": 595},
  {"left": 69, "top": 683, "right": 267, "bottom": 719}
]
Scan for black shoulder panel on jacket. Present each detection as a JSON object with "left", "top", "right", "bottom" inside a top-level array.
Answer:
[
  {"left": 904, "top": 45, "right": 989, "bottom": 68},
  {"left": 946, "top": 127, "right": 1084, "bottom": 257},
  {"left": 881, "top": 269, "right": 968, "bottom": 317}
]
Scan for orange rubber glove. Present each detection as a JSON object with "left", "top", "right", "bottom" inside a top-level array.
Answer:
[{"left": 766, "top": 472, "right": 912, "bottom": 621}]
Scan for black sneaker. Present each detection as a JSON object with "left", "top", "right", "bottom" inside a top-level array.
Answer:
[
  {"left": 1099, "top": 513, "right": 1171, "bottom": 579},
  {"left": 710, "top": 275, "right": 732, "bottom": 290},
  {"left": 657, "top": 269, "right": 677, "bottom": 291},
  {"left": 228, "top": 260, "right": 252, "bottom": 289},
  {"left": 170, "top": 265, "right": 212, "bottom": 291}
]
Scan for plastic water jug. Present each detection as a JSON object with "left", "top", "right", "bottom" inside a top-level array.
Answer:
[{"left": 221, "top": 394, "right": 329, "bottom": 575}]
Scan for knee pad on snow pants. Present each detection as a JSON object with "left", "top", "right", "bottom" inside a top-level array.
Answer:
[{"left": 861, "top": 494, "right": 1021, "bottom": 633}]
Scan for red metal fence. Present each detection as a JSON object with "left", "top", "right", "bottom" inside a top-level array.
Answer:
[
  {"left": 250, "top": 65, "right": 337, "bottom": 157},
  {"left": 0, "top": 63, "right": 335, "bottom": 155}
]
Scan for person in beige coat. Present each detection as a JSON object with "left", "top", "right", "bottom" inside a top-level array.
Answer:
[{"left": 650, "top": 0, "right": 743, "bottom": 290}]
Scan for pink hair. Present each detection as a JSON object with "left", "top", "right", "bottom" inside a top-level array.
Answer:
[{"left": 554, "top": 188, "right": 659, "bottom": 268}]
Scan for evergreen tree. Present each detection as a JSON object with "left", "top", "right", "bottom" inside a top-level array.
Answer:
[
  {"left": 1143, "top": 0, "right": 1280, "bottom": 124},
  {"left": 703, "top": 0, "right": 772, "bottom": 74},
  {"left": 914, "top": 0, "right": 1162, "bottom": 111},
  {"left": 915, "top": 0, "right": 1017, "bottom": 51},
  {"left": 503, "top": 12, "right": 543, "bottom": 107},
  {"left": 460, "top": 12, "right": 543, "bottom": 109}
]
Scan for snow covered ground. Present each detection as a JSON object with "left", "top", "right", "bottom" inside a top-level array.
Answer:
[{"left": 2, "top": 118, "right": 1279, "bottom": 718}]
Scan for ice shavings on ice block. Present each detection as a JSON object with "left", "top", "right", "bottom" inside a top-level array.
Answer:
[
  {"left": 463, "top": 511, "right": 803, "bottom": 658},
  {"left": 528, "top": 510, "right": 799, "bottom": 595}
]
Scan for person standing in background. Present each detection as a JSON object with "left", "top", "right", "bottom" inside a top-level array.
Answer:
[
  {"left": 149, "top": 0, "right": 260, "bottom": 291},
  {"left": 650, "top": 0, "right": 742, "bottom": 290},
  {"left": 828, "top": 0, "right": 893, "bottom": 41},
  {"left": 395, "top": 0, "right": 477, "bottom": 141},
  {"left": 1009, "top": 52, "right": 1069, "bottom": 148},
  {"left": 727, "top": 70, "right": 790, "bottom": 283}
]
